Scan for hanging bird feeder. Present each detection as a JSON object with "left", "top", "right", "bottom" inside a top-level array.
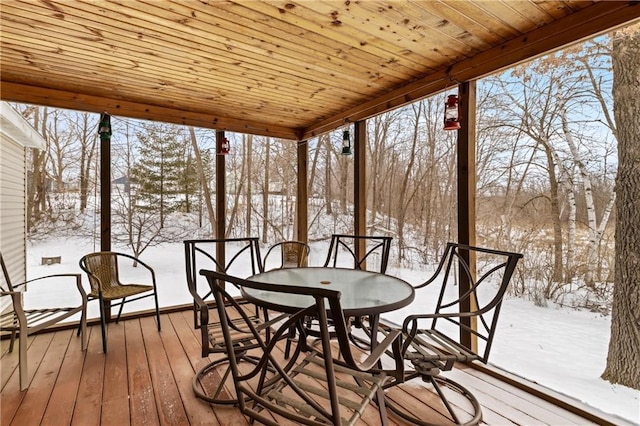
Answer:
[{"left": 443, "top": 94, "right": 461, "bottom": 130}]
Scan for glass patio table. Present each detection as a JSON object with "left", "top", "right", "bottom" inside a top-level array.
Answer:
[
  {"left": 245, "top": 267, "right": 415, "bottom": 353},
  {"left": 245, "top": 267, "right": 415, "bottom": 317}
]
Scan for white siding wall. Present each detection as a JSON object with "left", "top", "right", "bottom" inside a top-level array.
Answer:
[{"left": 0, "top": 137, "right": 27, "bottom": 283}]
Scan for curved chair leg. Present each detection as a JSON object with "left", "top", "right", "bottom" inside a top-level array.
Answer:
[
  {"left": 192, "top": 353, "right": 263, "bottom": 405},
  {"left": 385, "top": 375, "right": 482, "bottom": 426},
  {"left": 194, "top": 339, "right": 303, "bottom": 405},
  {"left": 193, "top": 357, "right": 239, "bottom": 404}
]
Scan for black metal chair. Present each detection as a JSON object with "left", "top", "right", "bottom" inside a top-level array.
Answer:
[
  {"left": 323, "top": 234, "right": 392, "bottom": 273},
  {"left": 201, "top": 268, "right": 402, "bottom": 425},
  {"left": 318, "top": 234, "right": 393, "bottom": 351},
  {"left": 79, "top": 251, "right": 160, "bottom": 354},
  {"left": 373, "top": 243, "right": 523, "bottom": 426},
  {"left": 1, "top": 252, "right": 88, "bottom": 390},
  {"left": 262, "top": 240, "right": 310, "bottom": 271},
  {"left": 184, "top": 237, "right": 264, "bottom": 329},
  {"left": 184, "top": 238, "right": 287, "bottom": 404}
]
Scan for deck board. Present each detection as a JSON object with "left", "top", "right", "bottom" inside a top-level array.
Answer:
[
  {"left": 11, "top": 329, "right": 72, "bottom": 425},
  {"left": 140, "top": 315, "right": 190, "bottom": 426},
  {"left": 101, "top": 321, "right": 131, "bottom": 425},
  {"left": 161, "top": 312, "right": 220, "bottom": 425},
  {"left": 0, "top": 309, "right": 607, "bottom": 425},
  {"left": 40, "top": 326, "right": 86, "bottom": 426},
  {"left": 125, "top": 319, "right": 160, "bottom": 426}
]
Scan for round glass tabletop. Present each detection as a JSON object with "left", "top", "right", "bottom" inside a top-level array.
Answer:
[{"left": 245, "top": 267, "right": 415, "bottom": 316}]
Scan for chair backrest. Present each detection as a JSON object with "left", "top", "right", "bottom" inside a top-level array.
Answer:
[
  {"left": 184, "top": 238, "right": 263, "bottom": 302},
  {"left": 0, "top": 252, "right": 15, "bottom": 292},
  {"left": 79, "top": 252, "right": 123, "bottom": 294},
  {"left": 262, "top": 240, "right": 310, "bottom": 271},
  {"left": 200, "top": 268, "right": 371, "bottom": 424},
  {"left": 0, "top": 252, "right": 16, "bottom": 314},
  {"left": 323, "top": 234, "right": 392, "bottom": 273},
  {"left": 412, "top": 243, "right": 523, "bottom": 363}
]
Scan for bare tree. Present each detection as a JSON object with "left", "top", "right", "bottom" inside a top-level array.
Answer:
[
  {"left": 322, "top": 134, "right": 333, "bottom": 216},
  {"left": 188, "top": 127, "right": 215, "bottom": 233},
  {"left": 25, "top": 106, "right": 49, "bottom": 230},
  {"left": 602, "top": 24, "right": 640, "bottom": 390},
  {"left": 76, "top": 113, "right": 98, "bottom": 213}
]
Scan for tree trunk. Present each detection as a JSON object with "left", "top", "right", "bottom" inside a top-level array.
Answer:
[
  {"left": 188, "top": 128, "right": 215, "bottom": 233},
  {"left": 323, "top": 135, "right": 333, "bottom": 215},
  {"left": 602, "top": 25, "right": 640, "bottom": 390},
  {"left": 79, "top": 113, "right": 96, "bottom": 212},
  {"left": 540, "top": 141, "right": 564, "bottom": 282}
]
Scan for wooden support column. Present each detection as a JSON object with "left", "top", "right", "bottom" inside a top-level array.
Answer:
[
  {"left": 99, "top": 131, "right": 111, "bottom": 251},
  {"left": 99, "top": 114, "right": 112, "bottom": 320},
  {"left": 215, "top": 130, "right": 226, "bottom": 270},
  {"left": 457, "top": 81, "right": 477, "bottom": 350},
  {"left": 353, "top": 120, "right": 367, "bottom": 260},
  {"left": 296, "top": 140, "right": 308, "bottom": 244}
]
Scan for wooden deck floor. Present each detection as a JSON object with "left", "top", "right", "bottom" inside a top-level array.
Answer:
[{"left": 1, "top": 310, "right": 602, "bottom": 425}]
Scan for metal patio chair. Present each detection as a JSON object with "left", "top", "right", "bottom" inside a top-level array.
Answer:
[
  {"left": 184, "top": 237, "right": 264, "bottom": 329},
  {"left": 201, "top": 268, "right": 402, "bottom": 425},
  {"left": 316, "top": 234, "right": 394, "bottom": 351},
  {"left": 323, "top": 234, "right": 392, "bottom": 273},
  {"left": 263, "top": 240, "right": 310, "bottom": 271},
  {"left": 1, "top": 252, "right": 87, "bottom": 390},
  {"left": 372, "top": 243, "right": 523, "bottom": 426},
  {"left": 184, "top": 238, "right": 287, "bottom": 404}
]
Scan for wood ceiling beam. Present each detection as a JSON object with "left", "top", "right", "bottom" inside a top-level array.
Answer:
[
  {"left": 0, "top": 81, "right": 299, "bottom": 140},
  {"left": 301, "top": 1, "right": 640, "bottom": 140}
]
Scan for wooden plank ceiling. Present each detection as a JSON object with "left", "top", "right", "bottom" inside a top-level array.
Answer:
[{"left": 1, "top": 1, "right": 639, "bottom": 141}]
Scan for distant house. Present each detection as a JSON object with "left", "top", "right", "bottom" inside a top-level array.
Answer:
[
  {"left": 0, "top": 102, "right": 45, "bottom": 292},
  {"left": 112, "top": 175, "right": 131, "bottom": 194}
]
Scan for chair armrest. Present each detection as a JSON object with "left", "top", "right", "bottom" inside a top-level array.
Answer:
[
  {"left": 191, "top": 289, "right": 208, "bottom": 310},
  {"left": 356, "top": 328, "right": 402, "bottom": 371},
  {"left": 402, "top": 312, "right": 474, "bottom": 334},
  {"left": 13, "top": 273, "right": 87, "bottom": 307},
  {"left": 1, "top": 291, "right": 27, "bottom": 322},
  {"left": 108, "top": 252, "right": 158, "bottom": 287},
  {"left": 19, "top": 273, "right": 83, "bottom": 288}
]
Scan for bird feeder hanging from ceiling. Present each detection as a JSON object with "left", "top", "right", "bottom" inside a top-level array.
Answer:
[{"left": 443, "top": 94, "right": 461, "bottom": 130}]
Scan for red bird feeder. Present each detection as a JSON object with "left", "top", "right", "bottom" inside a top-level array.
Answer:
[{"left": 443, "top": 94, "right": 461, "bottom": 131}]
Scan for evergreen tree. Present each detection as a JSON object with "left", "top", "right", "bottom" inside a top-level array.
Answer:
[{"left": 130, "top": 122, "right": 185, "bottom": 228}]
